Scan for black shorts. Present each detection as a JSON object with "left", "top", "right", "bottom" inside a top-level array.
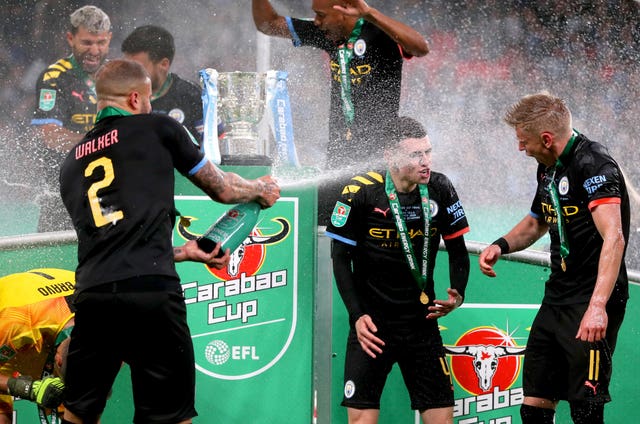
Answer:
[
  {"left": 64, "top": 276, "right": 197, "bottom": 424},
  {"left": 523, "top": 302, "right": 626, "bottom": 404},
  {"left": 341, "top": 325, "right": 454, "bottom": 411}
]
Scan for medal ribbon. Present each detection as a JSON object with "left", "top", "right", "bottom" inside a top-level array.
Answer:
[
  {"left": 385, "top": 171, "right": 431, "bottom": 296},
  {"left": 337, "top": 18, "right": 364, "bottom": 126},
  {"left": 547, "top": 130, "right": 578, "bottom": 270}
]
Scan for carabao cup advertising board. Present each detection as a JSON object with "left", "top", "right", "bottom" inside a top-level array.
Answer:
[
  {"left": 441, "top": 305, "right": 536, "bottom": 424},
  {"left": 173, "top": 195, "right": 313, "bottom": 422},
  {"left": 330, "top": 297, "right": 539, "bottom": 424},
  {"left": 329, "top": 256, "right": 549, "bottom": 424}
]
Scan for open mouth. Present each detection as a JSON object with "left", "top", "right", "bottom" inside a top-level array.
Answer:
[{"left": 82, "top": 55, "right": 102, "bottom": 70}]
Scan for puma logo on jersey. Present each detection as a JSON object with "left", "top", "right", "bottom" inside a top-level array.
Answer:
[
  {"left": 584, "top": 381, "right": 599, "bottom": 395},
  {"left": 373, "top": 207, "right": 390, "bottom": 217},
  {"left": 72, "top": 90, "right": 84, "bottom": 101}
]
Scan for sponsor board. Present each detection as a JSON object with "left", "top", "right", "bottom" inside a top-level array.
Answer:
[
  {"left": 441, "top": 304, "right": 539, "bottom": 423},
  {"left": 175, "top": 196, "right": 298, "bottom": 380}
]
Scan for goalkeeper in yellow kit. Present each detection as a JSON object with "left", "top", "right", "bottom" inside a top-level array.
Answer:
[{"left": 0, "top": 268, "right": 75, "bottom": 423}]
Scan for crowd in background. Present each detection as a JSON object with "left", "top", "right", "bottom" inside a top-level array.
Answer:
[{"left": 1, "top": 0, "right": 639, "bottom": 262}]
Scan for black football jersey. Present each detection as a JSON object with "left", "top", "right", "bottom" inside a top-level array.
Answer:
[
  {"left": 289, "top": 19, "right": 408, "bottom": 168},
  {"left": 530, "top": 133, "right": 629, "bottom": 307},
  {"left": 326, "top": 170, "right": 469, "bottom": 324},
  {"left": 151, "top": 73, "right": 203, "bottom": 142},
  {"left": 32, "top": 55, "right": 98, "bottom": 133},
  {"left": 59, "top": 112, "right": 205, "bottom": 291}
]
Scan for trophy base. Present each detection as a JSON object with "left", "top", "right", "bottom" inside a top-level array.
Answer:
[{"left": 221, "top": 154, "right": 273, "bottom": 166}]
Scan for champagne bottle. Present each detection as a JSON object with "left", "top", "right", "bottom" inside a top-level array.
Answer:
[{"left": 196, "top": 202, "right": 261, "bottom": 257}]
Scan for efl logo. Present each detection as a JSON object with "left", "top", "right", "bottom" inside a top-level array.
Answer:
[
  {"left": 205, "top": 340, "right": 260, "bottom": 366},
  {"left": 446, "top": 326, "right": 525, "bottom": 395}
]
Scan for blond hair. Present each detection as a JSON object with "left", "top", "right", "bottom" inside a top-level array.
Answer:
[{"left": 504, "top": 91, "right": 572, "bottom": 138}]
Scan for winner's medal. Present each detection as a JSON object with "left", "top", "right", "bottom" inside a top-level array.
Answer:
[
  {"left": 385, "top": 173, "right": 431, "bottom": 306},
  {"left": 561, "top": 257, "right": 567, "bottom": 272}
]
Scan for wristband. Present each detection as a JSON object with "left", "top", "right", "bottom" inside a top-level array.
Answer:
[{"left": 492, "top": 237, "right": 510, "bottom": 255}]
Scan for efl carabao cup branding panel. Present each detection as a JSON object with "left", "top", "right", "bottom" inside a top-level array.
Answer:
[{"left": 175, "top": 196, "right": 297, "bottom": 380}]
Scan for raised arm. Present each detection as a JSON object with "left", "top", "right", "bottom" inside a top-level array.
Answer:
[
  {"left": 334, "top": 0, "right": 429, "bottom": 57},
  {"left": 188, "top": 161, "right": 280, "bottom": 208},
  {"left": 252, "top": 0, "right": 291, "bottom": 38}
]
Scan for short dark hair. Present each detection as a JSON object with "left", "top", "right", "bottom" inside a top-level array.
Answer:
[
  {"left": 95, "top": 59, "right": 149, "bottom": 100},
  {"left": 121, "top": 25, "right": 175, "bottom": 63},
  {"left": 382, "top": 116, "right": 428, "bottom": 149}
]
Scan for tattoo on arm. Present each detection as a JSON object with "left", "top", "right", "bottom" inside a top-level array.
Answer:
[
  {"left": 190, "top": 162, "right": 260, "bottom": 203},
  {"left": 173, "top": 246, "right": 185, "bottom": 262}
]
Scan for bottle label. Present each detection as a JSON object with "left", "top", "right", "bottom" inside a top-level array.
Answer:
[
  {"left": 198, "top": 203, "right": 260, "bottom": 255},
  {"left": 215, "top": 209, "right": 246, "bottom": 231},
  {"left": 204, "top": 208, "right": 248, "bottom": 246}
]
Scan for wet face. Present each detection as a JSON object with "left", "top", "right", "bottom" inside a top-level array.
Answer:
[
  {"left": 67, "top": 26, "right": 112, "bottom": 75},
  {"left": 389, "top": 136, "right": 433, "bottom": 190},
  {"left": 311, "top": 0, "right": 350, "bottom": 43},
  {"left": 123, "top": 51, "right": 167, "bottom": 92},
  {"left": 516, "top": 126, "right": 553, "bottom": 166}
]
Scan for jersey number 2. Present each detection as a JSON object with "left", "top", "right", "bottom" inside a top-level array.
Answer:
[{"left": 85, "top": 157, "right": 124, "bottom": 227}]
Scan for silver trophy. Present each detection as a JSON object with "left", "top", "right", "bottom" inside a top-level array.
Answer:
[
  {"left": 200, "top": 69, "right": 299, "bottom": 167},
  {"left": 217, "top": 72, "right": 267, "bottom": 159}
]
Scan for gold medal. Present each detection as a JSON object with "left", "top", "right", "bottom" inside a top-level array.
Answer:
[
  {"left": 561, "top": 257, "right": 567, "bottom": 272},
  {"left": 345, "top": 128, "right": 352, "bottom": 141},
  {"left": 419, "top": 291, "right": 429, "bottom": 304}
]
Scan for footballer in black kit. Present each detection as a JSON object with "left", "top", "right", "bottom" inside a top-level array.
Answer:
[
  {"left": 289, "top": 18, "right": 408, "bottom": 168},
  {"left": 59, "top": 112, "right": 205, "bottom": 422},
  {"left": 327, "top": 170, "right": 469, "bottom": 325},
  {"left": 525, "top": 131, "right": 629, "bottom": 404},
  {"left": 326, "top": 169, "right": 470, "bottom": 410},
  {"left": 32, "top": 56, "right": 99, "bottom": 231},
  {"left": 60, "top": 112, "right": 204, "bottom": 290},
  {"left": 531, "top": 132, "right": 629, "bottom": 307},
  {"left": 33, "top": 56, "right": 98, "bottom": 134},
  {"left": 151, "top": 73, "right": 204, "bottom": 142}
]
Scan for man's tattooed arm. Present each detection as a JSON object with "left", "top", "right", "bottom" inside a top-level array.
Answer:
[{"left": 189, "top": 161, "right": 280, "bottom": 208}]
